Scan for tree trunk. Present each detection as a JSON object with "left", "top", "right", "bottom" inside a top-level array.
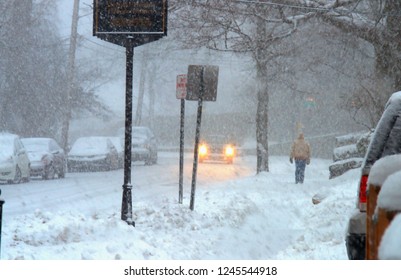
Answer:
[
  {"left": 148, "top": 65, "right": 155, "bottom": 130},
  {"left": 61, "top": 0, "right": 80, "bottom": 151},
  {"left": 255, "top": 62, "right": 269, "bottom": 173},
  {"left": 321, "top": 0, "right": 401, "bottom": 91},
  {"left": 255, "top": 17, "right": 269, "bottom": 173},
  {"left": 383, "top": 0, "right": 401, "bottom": 90},
  {"left": 134, "top": 65, "right": 146, "bottom": 126}
]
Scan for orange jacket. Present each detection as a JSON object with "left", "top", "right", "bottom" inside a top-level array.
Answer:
[{"left": 290, "top": 133, "right": 311, "bottom": 161}]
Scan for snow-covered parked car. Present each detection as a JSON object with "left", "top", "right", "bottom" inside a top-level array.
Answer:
[
  {"left": 21, "top": 137, "right": 66, "bottom": 179},
  {"left": 67, "top": 136, "right": 119, "bottom": 172},
  {"left": 0, "top": 132, "right": 30, "bottom": 184},
  {"left": 117, "top": 126, "right": 158, "bottom": 165},
  {"left": 346, "top": 91, "right": 401, "bottom": 260},
  {"left": 131, "top": 126, "right": 158, "bottom": 165},
  {"left": 107, "top": 136, "right": 124, "bottom": 168}
]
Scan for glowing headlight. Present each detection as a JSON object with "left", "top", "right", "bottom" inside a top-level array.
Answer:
[
  {"left": 225, "top": 145, "right": 235, "bottom": 157},
  {"left": 199, "top": 144, "right": 208, "bottom": 156}
]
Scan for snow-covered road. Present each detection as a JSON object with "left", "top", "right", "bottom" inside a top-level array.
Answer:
[{"left": 0, "top": 152, "right": 357, "bottom": 260}]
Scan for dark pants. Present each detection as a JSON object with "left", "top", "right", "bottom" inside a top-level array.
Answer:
[{"left": 295, "top": 159, "right": 306, "bottom": 183}]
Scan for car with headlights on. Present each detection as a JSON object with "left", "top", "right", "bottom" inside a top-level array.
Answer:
[
  {"left": 0, "top": 132, "right": 30, "bottom": 184},
  {"left": 198, "top": 135, "right": 236, "bottom": 164},
  {"left": 67, "top": 136, "right": 119, "bottom": 172},
  {"left": 21, "top": 137, "right": 66, "bottom": 179}
]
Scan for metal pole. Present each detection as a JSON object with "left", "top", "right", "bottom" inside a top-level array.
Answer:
[
  {"left": 121, "top": 43, "right": 135, "bottom": 226},
  {"left": 189, "top": 67, "right": 205, "bottom": 211},
  {"left": 0, "top": 196, "right": 4, "bottom": 258},
  {"left": 61, "top": 0, "right": 80, "bottom": 152},
  {"left": 179, "top": 98, "right": 185, "bottom": 204}
]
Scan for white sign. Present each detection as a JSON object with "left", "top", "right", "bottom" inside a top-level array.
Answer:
[{"left": 176, "top": 74, "right": 187, "bottom": 99}]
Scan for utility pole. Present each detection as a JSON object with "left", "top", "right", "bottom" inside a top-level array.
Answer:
[
  {"left": 134, "top": 64, "right": 146, "bottom": 126},
  {"left": 61, "top": 0, "right": 80, "bottom": 152}
]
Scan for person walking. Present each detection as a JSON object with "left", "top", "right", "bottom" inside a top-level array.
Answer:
[{"left": 289, "top": 133, "right": 311, "bottom": 184}]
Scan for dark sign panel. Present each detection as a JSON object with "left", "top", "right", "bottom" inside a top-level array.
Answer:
[
  {"left": 93, "top": 0, "right": 167, "bottom": 46},
  {"left": 186, "top": 65, "right": 219, "bottom": 102}
]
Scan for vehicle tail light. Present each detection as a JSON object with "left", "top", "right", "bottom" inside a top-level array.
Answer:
[
  {"left": 358, "top": 174, "right": 368, "bottom": 211},
  {"left": 225, "top": 145, "right": 235, "bottom": 157},
  {"left": 199, "top": 144, "right": 208, "bottom": 156}
]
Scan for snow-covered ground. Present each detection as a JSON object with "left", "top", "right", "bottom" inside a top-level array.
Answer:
[{"left": 0, "top": 152, "right": 358, "bottom": 260}]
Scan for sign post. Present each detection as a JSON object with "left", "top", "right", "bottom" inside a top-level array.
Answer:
[
  {"left": 93, "top": 0, "right": 168, "bottom": 226},
  {"left": 176, "top": 74, "right": 187, "bottom": 204},
  {"left": 0, "top": 189, "right": 4, "bottom": 258},
  {"left": 186, "top": 65, "right": 219, "bottom": 211},
  {"left": 121, "top": 42, "right": 134, "bottom": 225}
]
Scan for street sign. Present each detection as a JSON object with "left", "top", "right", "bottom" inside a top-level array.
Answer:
[
  {"left": 92, "top": 0, "right": 168, "bottom": 226},
  {"left": 186, "top": 65, "right": 219, "bottom": 101},
  {"left": 176, "top": 74, "right": 187, "bottom": 99},
  {"left": 93, "top": 0, "right": 168, "bottom": 47}
]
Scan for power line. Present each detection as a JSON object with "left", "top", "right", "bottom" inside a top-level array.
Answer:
[
  {"left": 235, "top": 0, "right": 401, "bottom": 16},
  {"left": 81, "top": 36, "right": 125, "bottom": 53},
  {"left": 235, "top": 0, "right": 330, "bottom": 12}
]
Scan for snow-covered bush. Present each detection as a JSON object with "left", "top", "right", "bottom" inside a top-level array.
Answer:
[{"left": 329, "top": 131, "right": 372, "bottom": 179}]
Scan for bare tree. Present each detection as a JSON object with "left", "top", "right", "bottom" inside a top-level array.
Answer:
[
  {"left": 171, "top": 0, "right": 314, "bottom": 172},
  {"left": 0, "top": 0, "right": 66, "bottom": 137},
  {"left": 0, "top": 0, "right": 112, "bottom": 144},
  {"left": 294, "top": 0, "right": 401, "bottom": 126}
]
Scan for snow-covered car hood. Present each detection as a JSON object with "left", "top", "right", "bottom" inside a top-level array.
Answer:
[
  {"left": 27, "top": 151, "right": 51, "bottom": 162},
  {"left": 68, "top": 148, "right": 108, "bottom": 157},
  {"left": 132, "top": 136, "right": 148, "bottom": 146},
  {"left": 0, "top": 150, "right": 13, "bottom": 162},
  {"left": 69, "top": 137, "right": 110, "bottom": 157},
  {"left": 0, "top": 136, "right": 14, "bottom": 161}
]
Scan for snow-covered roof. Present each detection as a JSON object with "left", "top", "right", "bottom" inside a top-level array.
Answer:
[
  {"left": 364, "top": 91, "right": 401, "bottom": 170},
  {"left": 379, "top": 213, "right": 401, "bottom": 260},
  {"left": 368, "top": 154, "right": 401, "bottom": 186},
  {"left": 387, "top": 91, "right": 401, "bottom": 104},
  {"left": 376, "top": 170, "right": 401, "bottom": 211}
]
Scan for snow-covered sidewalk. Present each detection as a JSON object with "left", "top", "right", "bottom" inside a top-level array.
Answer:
[{"left": 1, "top": 155, "right": 357, "bottom": 260}]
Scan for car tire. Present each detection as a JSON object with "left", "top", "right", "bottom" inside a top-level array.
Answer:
[
  {"left": 145, "top": 157, "right": 153, "bottom": 165},
  {"left": 113, "top": 158, "right": 119, "bottom": 170},
  {"left": 58, "top": 165, "right": 66, "bottom": 178},
  {"left": 346, "top": 233, "right": 366, "bottom": 260},
  {"left": 44, "top": 164, "right": 55, "bottom": 180}
]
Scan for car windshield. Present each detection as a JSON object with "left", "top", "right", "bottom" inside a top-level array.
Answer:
[
  {"left": 0, "top": 136, "right": 14, "bottom": 159},
  {"left": 202, "top": 135, "right": 230, "bottom": 145},
  {"left": 70, "top": 137, "right": 108, "bottom": 154},
  {"left": 21, "top": 139, "right": 49, "bottom": 152}
]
